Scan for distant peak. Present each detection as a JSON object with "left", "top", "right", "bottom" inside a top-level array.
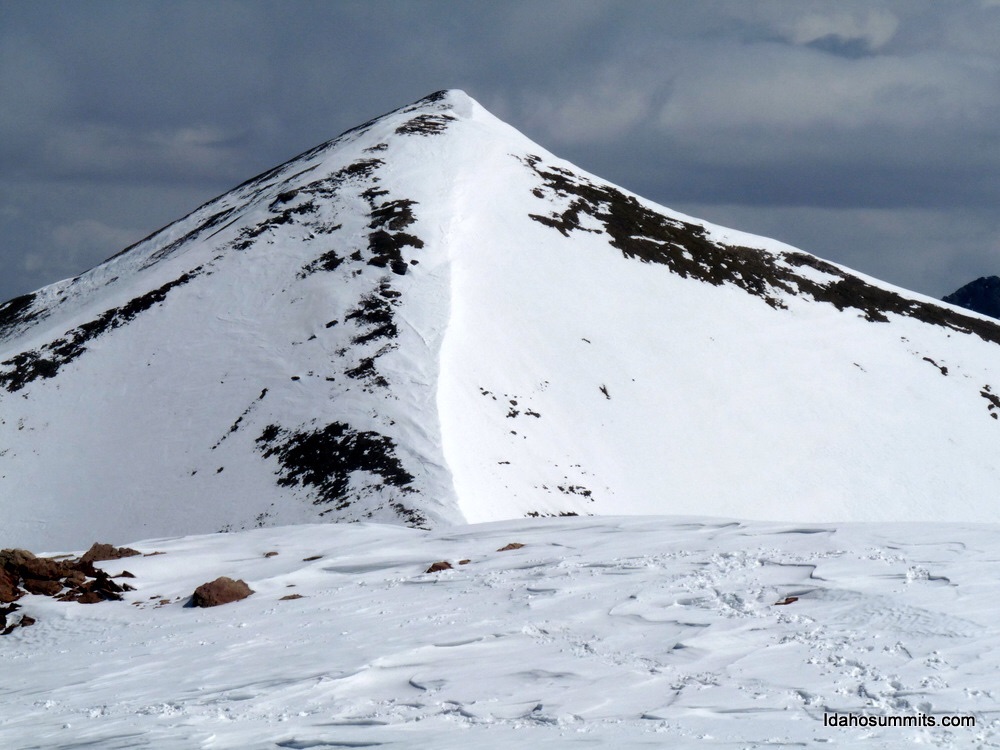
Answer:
[{"left": 943, "top": 275, "right": 1000, "bottom": 320}]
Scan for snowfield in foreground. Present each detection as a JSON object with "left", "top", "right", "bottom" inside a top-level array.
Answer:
[{"left": 2, "top": 516, "right": 998, "bottom": 749}]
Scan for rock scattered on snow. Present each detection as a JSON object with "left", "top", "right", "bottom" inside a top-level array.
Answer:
[
  {"left": 1, "top": 604, "right": 34, "bottom": 635},
  {"left": 190, "top": 577, "right": 254, "bottom": 607},
  {"left": 425, "top": 561, "right": 452, "bottom": 573},
  {"left": 80, "top": 542, "right": 142, "bottom": 563},
  {"left": 0, "top": 543, "right": 138, "bottom": 634}
]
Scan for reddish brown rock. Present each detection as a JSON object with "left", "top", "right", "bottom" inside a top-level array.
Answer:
[
  {"left": 22, "top": 579, "right": 62, "bottom": 596},
  {"left": 425, "top": 561, "right": 452, "bottom": 573},
  {"left": 65, "top": 570, "right": 87, "bottom": 585},
  {"left": 191, "top": 577, "right": 254, "bottom": 607},
  {"left": 0, "top": 548, "right": 37, "bottom": 570},
  {"left": 0, "top": 568, "right": 20, "bottom": 603},
  {"left": 80, "top": 543, "right": 141, "bottom": 564},
  {"left": 21, "top": 557, "right": 71, "bottom": 580},
  {"left": 497, "top": 543, "right": 525, "bottom": 552},
  {"left": 88, "top": 574, "right": 124, "bottom": 600}
]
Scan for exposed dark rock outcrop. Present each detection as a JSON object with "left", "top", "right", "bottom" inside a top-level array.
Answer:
[
  {"left": 0, "top": 269, "right": 205, "bottom": 393},
  {"left": 522, "top": 155, "right": 1000, "bottom": 344},
  {"left": 255, "top": 421, "right": 422, "bottom": 524}
]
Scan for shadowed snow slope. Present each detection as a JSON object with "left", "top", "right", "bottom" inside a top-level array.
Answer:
[{"left": 3, "top": 90, "right": 1000, "bottom": 550}]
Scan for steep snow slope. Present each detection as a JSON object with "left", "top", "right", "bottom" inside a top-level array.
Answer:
[
  {"left": 2, "top": 517, "right": 998, "bottom": 749},
  {"left": 2, "top": 90, "right": 1000, "bottom": 550},
  {"left": 0, "top": 93, "right": 473, "bottom": 549}
]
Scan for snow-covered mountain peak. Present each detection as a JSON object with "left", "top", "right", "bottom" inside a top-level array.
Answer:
[{"left": 3, "top": 91, "right": 1000, "bottom": 551}]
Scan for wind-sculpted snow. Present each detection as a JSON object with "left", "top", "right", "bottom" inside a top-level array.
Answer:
[{"left": 1, "top": 517, "right": 997, "bottom": 748}]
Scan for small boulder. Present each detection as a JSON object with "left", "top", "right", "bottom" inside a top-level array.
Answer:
[
  {"left": 425, "top": 561, "right": 452, "bottom": 573},
  {"left": 80, "top": 543, "right": 141, "bottom": 564},
  {"left": 191, "top": 577, "right": 254, "bottom": 608},
  {"left": 497, "top": 543, "right": 525, "bottom": 552}
]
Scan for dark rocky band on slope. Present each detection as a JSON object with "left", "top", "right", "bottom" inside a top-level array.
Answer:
[{"left": 522, "top": 155, "right": 1000, "bottom": 345}]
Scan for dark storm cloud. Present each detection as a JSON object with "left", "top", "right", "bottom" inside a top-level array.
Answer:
[{"left": 2, "top": 0, "right": 1000, "bottom": 302}]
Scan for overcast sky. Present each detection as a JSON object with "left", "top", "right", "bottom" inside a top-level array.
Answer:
[{"left": 3, "top": 0, "right": 1000, "bottom": 303}]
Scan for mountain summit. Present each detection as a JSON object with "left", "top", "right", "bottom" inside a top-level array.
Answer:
[{"left": 3, "top": 90, "right": 1000, "bottom": 550}]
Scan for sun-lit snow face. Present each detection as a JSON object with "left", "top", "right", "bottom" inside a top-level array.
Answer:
[{"left": 2, "top": 89, "right": 1000, "bottom": 551}]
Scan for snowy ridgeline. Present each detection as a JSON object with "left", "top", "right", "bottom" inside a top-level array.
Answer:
[{"left": 2, "top": 516, "right": 998, "bottom": 749}]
